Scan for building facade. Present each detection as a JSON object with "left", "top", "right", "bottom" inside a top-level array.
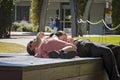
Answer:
[
  {"left": 13, "top": 0, "right": 31, "bottom": 21},
  {"left": 13, "top": 0, "right": 107, "bottom": 36}
]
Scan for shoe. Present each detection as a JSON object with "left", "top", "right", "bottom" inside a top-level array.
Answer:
[
  {"left": 48, "top": 50, "right": 60, "bottom": 58},
  {"left": 59, "top": 51, "right": 77, "bottom": 59}
]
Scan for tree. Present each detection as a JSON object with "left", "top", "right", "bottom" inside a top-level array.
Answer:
[
  {"left": 77, "top": 0, "right": 88, "bottom": 18},
  {"left": 0, "top": 0, "right": 13, "bottom": 38},
  {"left": 112, "top": 0, "right": 120, "bottom": 34},
  {"left": 30, "top": 0, "right": 43, "bottom": 31},
  {"left": 76, "top": 0, "right": 88, "bottom": 36}
]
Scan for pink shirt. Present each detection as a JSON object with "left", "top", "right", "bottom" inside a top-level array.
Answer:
[{"left": 35, "top": 38, "right": 73, "bottom": 58}]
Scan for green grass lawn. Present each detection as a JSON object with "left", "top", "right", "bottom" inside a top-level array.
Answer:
[
  {"left": 0, "top": 42, "right": 26, "bottom": 53},
  {"left": 76, "top": 35, "right": 120, "bottom": 45}
]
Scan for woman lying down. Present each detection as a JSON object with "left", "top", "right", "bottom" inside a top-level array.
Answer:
[{"left": 27, "top": 31, "right": 78, "bottom": 58}]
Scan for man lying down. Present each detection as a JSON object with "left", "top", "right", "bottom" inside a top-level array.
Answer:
[{"left": 27, "top": 31, "right": 120, "bottom": 80}]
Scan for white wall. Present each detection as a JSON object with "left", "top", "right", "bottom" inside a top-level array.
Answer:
[{"left": 45, "top": 2, "right": 60, "bottom": 25}]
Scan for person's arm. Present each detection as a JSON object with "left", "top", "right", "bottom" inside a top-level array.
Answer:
[
  {"left": 60, "top": 46, "right": 76, "bottom": 53},
  {"left": 35, "top": 32, "right": 45, "bottom": 47},
  {"left": 34, "top": 42, "right": 44, "bottom": 58},
  {"left": 57, "top": 40, "right": 78, "bottom": 59},
  {"left": 56, "top": 39, "right": 77, "bottom": 53}
]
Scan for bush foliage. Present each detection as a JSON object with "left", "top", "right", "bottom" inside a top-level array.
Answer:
[
  {"left": 77, "top": 0, "right": 88, "bottom": 18},
  {"left": 0, "top": 0, "right": 13, "bottom": 38},
  {"left": 12, "top": 21, "right": 34, "bottom": 32},
  {"left": 112, "top": 0, "right": 120, "bottom": 34},
  {"left": 30, "top": 0, "right": 43, "bottom": 31}
]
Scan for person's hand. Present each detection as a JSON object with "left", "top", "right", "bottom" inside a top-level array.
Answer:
[
  {"left": 67, "top": 37, "right": 75, "bottom": 43},
  {"left": 35, "top": 32, "right": 44, "bottom": 47},
  {"left": 36, "top": 32, "right": 44, "bottom": 40},
  {"left": 67, "top": 37, "right": 78, "bottom": 43},
  {"left": 74, "top": 56, "right": 80, "bottom": 58}
]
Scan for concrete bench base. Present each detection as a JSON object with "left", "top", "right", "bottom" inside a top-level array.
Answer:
[{"left": 0, "top": 53, "right": 109, "bottom": 80}]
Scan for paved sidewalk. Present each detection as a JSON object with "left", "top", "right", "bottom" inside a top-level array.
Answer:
[
  {"left": 0, "top": 32, "right": 52, "bottom": 46},
  {"left": 0, "top": 32, "right": 37, "bottom": 46}
]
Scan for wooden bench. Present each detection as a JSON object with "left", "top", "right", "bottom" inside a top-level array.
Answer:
[{"left": 0, "top": 53, "right": 108, "bottom": 80}]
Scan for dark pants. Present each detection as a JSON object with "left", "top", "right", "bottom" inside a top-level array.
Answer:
[
  {"left": 106, "top": 44, "right": 120, "bottom": 74},
  {"left": 75, "top": 40, "right": 120, "bottom": 80}
]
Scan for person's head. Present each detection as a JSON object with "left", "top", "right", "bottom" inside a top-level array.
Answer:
[
  {"left": 49, "top": 31, "right": 67, "bottom": 41},
  {"left": 26, "top": 40, "right": 37, "bottom": 55},
  {"left": 50, "top": 17, "right": 54, "bottom": 21},
  {"left": 55, "top": 31, "right": 67, "bottom": 41}
]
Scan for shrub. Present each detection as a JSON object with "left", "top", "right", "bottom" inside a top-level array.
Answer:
[
  {"left": 45, "top": 26, "right": 53, "bottom": 32},
  {"left": 12, "top": 21, "right": 34, "bottom": 32},
  {"left": 112, "top": 0, "right": 120, "bottom": 34}
]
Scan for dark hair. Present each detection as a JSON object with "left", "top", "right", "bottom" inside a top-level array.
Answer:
[
  {"left": 26, "top": 40, "right": 35, "bottom": 56},
  {"left": 49, "top": 31, "right": 66, "bottom": 37},
  {"left": 49, "top": 33, "right": 54, "bottom": 37}
]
